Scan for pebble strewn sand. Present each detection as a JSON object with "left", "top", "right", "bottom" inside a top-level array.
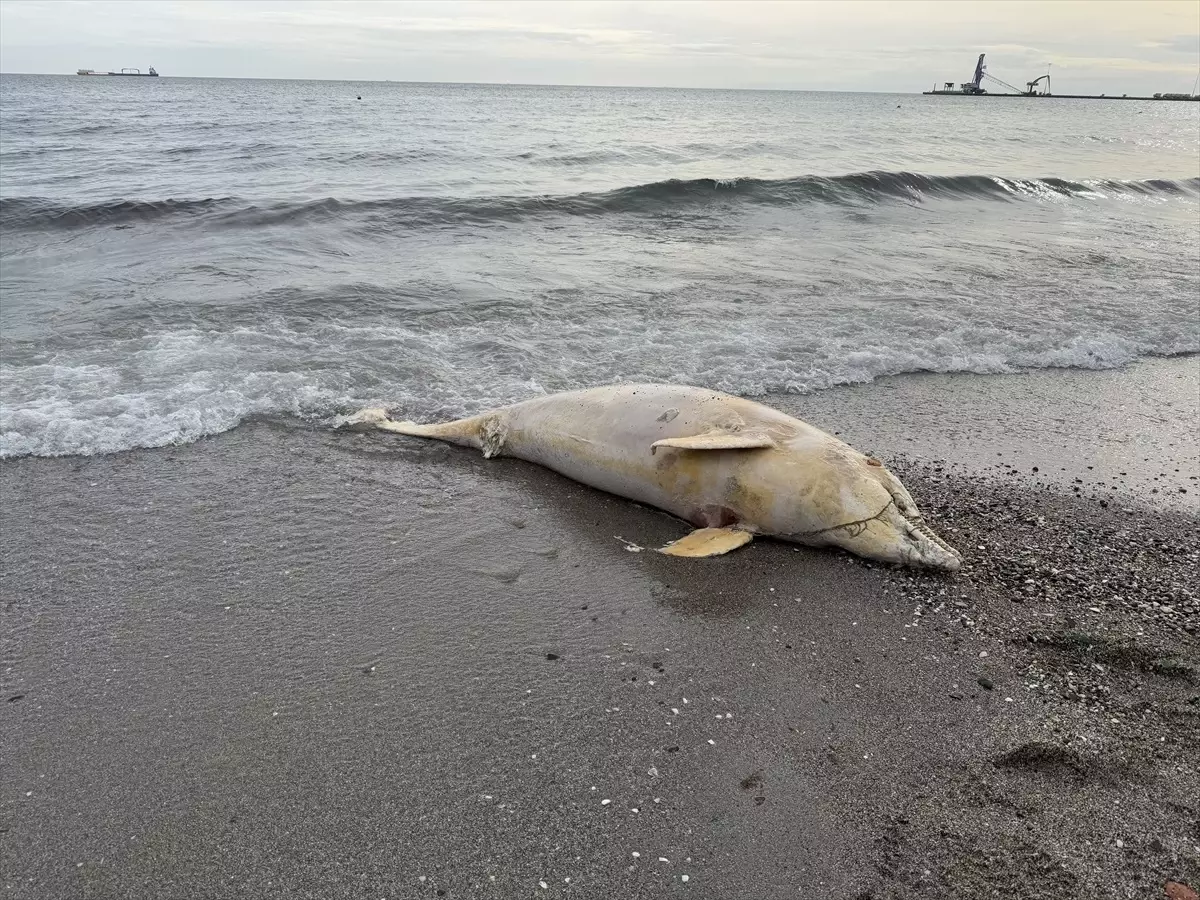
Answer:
[{"left": 2, "top": 360, "right": 1197, "bottom": 899}]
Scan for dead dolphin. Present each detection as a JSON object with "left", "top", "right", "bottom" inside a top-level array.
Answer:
[{"left": 344, "top": 384, "right": 961, "bottom": 570}]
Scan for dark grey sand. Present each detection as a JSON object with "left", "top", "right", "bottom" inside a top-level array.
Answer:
[{"left": 2, "top": 359, "right": 1197, "bottom": 900}]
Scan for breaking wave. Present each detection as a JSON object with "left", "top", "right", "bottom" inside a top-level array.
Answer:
[
  {"left": 2, "top": 320, "right": 1196, "bottom": 458},
  {"left": 4, "top": 172, "right": 1197, "bottom": 231}
]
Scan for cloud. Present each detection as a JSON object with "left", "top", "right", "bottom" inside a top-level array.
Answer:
[
  {"left": 1, "top": 0, "right": 1197, "bottom": 92},
  {"left": 1152, "top": 33, "right": 1200, "bottom": 53}
]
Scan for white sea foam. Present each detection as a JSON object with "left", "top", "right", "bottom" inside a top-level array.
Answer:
[{"left": 2, "top": 321, "right": 1195, "bottom": 458}]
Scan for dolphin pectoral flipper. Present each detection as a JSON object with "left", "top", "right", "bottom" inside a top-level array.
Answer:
[
  {"left": 650, "top": 431, "right": 776, "bottom": 454},
  {"left": 658, "top": 527, "right": 754, "bottom": 558}
]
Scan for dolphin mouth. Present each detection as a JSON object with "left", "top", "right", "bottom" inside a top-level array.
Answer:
[
  {"left": 782, "top": 498, "right": 963, "bottom": 572},
  {"left": 901, "top": 513, "right": 963, "bottom": 571},
  {"left": 871, "top": 470, "right": 963, "bottom": 572}
]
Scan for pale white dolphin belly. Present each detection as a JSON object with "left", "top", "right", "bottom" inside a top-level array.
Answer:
[{"left": 345, "top": 384, "right": 962, "bottom": 570}]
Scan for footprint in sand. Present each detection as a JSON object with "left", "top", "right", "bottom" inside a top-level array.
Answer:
[{"left": 474, "top": 565, "right": 524, "bottom": 584}]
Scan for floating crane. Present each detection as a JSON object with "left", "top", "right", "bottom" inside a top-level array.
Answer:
[
  {"left": 979, "top": 61, "right": 1028, "bottom": 95},
  {"left": 931, "top": 54, "right": 1033, "bottom": 96},
  {"left": 961, "top": 53, "right": 988, "bottom": 94},
  {"left": 925, "top": 53, "right": 1198, "bottom": 100},
  {"left": 1025, "top": 74, "right": 1051, "bottom": 96}
]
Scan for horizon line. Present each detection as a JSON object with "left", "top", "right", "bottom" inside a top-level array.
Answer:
[{"left": 0, "top": 72, "right": 928, "bottom": 93}]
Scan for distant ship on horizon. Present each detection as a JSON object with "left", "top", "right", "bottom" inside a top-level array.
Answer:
[{"left": 77, "top": 66, "right": 159, "bottom": 77}]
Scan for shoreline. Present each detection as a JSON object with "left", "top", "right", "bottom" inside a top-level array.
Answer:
[
  {"left": 768, "top": 354, "right": 1198, "bottom": 511},
  {"left": 2, "top": 359, "right": 1198, "bottom": 899},
  {"left": 3, "top": 355, "right": 1197, "bottom": 504}
]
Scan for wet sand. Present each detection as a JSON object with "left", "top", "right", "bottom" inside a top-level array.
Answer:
[{"left": 2, "top": 358, "right": 1198, "bottom": 900}]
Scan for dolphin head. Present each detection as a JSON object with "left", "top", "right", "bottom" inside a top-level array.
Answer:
[
  {"left": 831, "top": 490, "right": 963, "bottom": 571},
  {"left": 782, "top": 452, "right": 963, "bottom": 572},
  {"left": 833, "top": 458, "right": 962, "bottom": 571}
]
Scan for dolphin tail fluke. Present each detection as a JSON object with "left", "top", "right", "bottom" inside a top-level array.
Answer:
[{"left": 341, "top": 408, "right": 506, "bottom": 456}]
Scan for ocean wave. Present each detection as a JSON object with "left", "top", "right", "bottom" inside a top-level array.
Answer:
[
  {"left": 0, "top": 196, "right": 233, "bottom": 229},
  {"left": 515, "top": 148, "right": 642, "bottom": 167},
  {"left": 310, "top": 148, "right": 446, "bottom": 164},
  {"left": 2, "top": 322, "right": 1195, "bottom": 459},
  {"left": 4, "top": 172, "right": 1197, "bottom": 231},
  {"left": 59, "top": 123, "right": 113, "bottom": 136}
]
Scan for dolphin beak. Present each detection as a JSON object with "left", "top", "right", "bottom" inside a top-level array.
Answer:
[
  {"left": 858, "top": 462, "right": 963, "bottom": 571},
  {"left": 900, "top": 513, "right": 963, "bottom": 572},
  {"left": 814, "top": 498, "right": 963, "bottom": 572}
]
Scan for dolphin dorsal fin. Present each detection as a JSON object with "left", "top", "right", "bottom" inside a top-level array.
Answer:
[{"left": 650, "top": 430, "right": 776, "bottom": 454}]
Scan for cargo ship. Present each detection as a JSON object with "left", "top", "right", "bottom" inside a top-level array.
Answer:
[{"left": 76, "top": 67, "right": 159, "bottom": 77}]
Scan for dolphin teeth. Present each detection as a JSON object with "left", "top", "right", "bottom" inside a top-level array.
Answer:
[{"left": 902, "top": 513, "right": 962, "bottom": 561}]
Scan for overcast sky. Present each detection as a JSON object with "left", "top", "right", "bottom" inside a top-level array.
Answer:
[{"left": 1, "top": 0, "right": 1197, "bottom": 94}]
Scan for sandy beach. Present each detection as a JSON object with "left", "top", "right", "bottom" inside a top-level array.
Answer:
[{"left": 2, "top": 358, "right": 1198, "bottom": 900}]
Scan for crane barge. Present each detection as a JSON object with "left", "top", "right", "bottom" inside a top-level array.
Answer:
[{"left": 923, "top": 54, "right": 1198, "bottom": 100}]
